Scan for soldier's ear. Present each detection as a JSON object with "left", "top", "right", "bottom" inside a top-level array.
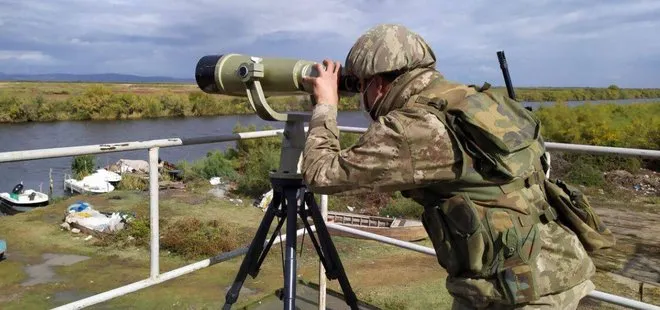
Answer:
[{"left": 373, "top": 75, "right": 389, "bottom": 93}]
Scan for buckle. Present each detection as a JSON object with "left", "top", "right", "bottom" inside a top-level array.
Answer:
[
  {"left": 524, "top": 171, "right": 544, "bottom": 188},
  {"left": 539, "top": 207, "right": 557, "bottom": 224}
]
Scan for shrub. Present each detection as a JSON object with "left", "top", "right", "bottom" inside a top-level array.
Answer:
[
  {"left": 379, "top": 193, "right": 423, "bottom": 219},
  {"left": 116, "top": 174, "right": 148, "bottom": 191},
  {"left": 191, "top": 151, "right": 238, "bottom": 181},
  {"left": 160, "top": 217, "right": 248, "bottom": 259},
  {"left": 71, "top": 155, "right": 96, "bottom": 179}
]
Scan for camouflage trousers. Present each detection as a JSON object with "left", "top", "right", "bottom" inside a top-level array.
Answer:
[{"left": 451, "top": 280, "right": 595, "bottom": 310}]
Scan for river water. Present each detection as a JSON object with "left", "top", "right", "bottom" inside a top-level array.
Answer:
[{"left": 0, "top": 98, "right": 657, "bottom": 199}]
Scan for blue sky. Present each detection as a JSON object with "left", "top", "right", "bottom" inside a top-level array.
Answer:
[{"left": 1, "top": 0, "right": 659, "bottom": 87}]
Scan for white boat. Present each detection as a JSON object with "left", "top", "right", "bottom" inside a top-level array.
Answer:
[
  {"left": 92, "top": 168, "right": 122, "bottom": 185},
  {"left": 64, "top": 174, "right": 115, "bottom": 194},
  {"left": 0, "top": 182, "right": 50, "bottom": 214}
]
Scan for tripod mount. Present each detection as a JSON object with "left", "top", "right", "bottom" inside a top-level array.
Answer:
[{"left": 223, "top": 57, "right": 359, "bottom": 310}]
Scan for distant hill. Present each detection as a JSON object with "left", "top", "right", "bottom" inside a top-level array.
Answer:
[{"left": 0, "top": 72, "right": 195, "bottom": 83}]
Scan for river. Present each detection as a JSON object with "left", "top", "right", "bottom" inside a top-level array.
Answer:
[{"left": 0, "top": 98, "right": 657, "bottom": 199}]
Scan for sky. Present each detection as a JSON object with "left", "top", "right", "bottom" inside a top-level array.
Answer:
[{"left": 0, "top": 0, "right": 659, "bottom": 87}]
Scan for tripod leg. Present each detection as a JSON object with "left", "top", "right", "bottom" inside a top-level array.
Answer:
[
  {"left": 297, "top": 201, "right": 329, "bottom": 272},
  {"left": 224, "top": 191, "right": 283, "bottom": 310},
  {"left": 304, "top": 192, "right": 360, "bottom": 310},
  {"left": 283, "top": 187, "right": 299, "bottom": 310},
  {"left": 251, "top": 213, "right": 286, "bottom": 278}
]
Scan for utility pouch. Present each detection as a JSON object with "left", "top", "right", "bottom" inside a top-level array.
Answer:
[
  {"left": 543, "top": 178, "right": 616, "bottom": 252},
  {"left": 422, "top": 194, "right": 493, "bottom": 277},
  {"left": 484, "top": 205, "right": 544, "bottom": 304}
]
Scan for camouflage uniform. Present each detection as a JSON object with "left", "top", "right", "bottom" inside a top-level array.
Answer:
[{"left": 302, "top": 24, "right": 596, "bottom": 309}]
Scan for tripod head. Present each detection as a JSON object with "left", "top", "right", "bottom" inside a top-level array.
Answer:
[{"left": 195, "top": 54, "right": 359, "bottom": 180}]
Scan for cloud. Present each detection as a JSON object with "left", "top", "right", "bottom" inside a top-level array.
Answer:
[
  {"left": 0, "top": 50, "right": 55, "bottom": 62},
  {"left": 0, "top": 0, "right": 658, "bottom": 87}
]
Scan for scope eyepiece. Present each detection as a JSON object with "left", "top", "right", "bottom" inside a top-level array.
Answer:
[{"left": 339, "top": 75, "right": 361, "bottom": 94}]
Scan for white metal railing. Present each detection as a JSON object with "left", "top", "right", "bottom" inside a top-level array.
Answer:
[{"left": 0, "top": 126, "right": 658, "bottom": 310}]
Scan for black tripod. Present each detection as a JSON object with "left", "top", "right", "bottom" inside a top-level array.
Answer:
[
  {"left": 223, "top": 176, "right": 359, "bottom": 309},
  {"left": 221, "top": 110, "right": 359, "bottom": 309}
]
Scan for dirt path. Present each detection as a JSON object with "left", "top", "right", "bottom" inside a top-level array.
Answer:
[{"left": 590, "top": 201, "right": 660, "bottom": 286}]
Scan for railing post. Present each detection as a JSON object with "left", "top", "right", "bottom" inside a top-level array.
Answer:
[
  {"left": 319, "top": 194, "right": 328, "bottom": 309},
  {"left": 149, "top": 147, "right": 160, "bottom": 279}
]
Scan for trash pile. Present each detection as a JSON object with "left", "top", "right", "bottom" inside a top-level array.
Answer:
[
  {"left": 60, "top": 201, "right": 134, "bottom": 235},
  {"left": 604, "top": 169, "right": 659, "bottom": 196}
]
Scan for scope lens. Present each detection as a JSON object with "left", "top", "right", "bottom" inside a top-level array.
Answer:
[{"left": 195, "top": 55, "right": 223, "bottom": 93}]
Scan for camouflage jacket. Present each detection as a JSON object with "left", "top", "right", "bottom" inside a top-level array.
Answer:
[
  {"left": 301, "top": 69, "right": 595, "bottom": 307},
  {"left": 302, "top": 69, "right": 462, "bottom": 195}
]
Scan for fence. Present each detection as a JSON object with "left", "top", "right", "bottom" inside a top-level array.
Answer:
[{"left": 0, "top": 126, "right": 659, "bottom": 310}]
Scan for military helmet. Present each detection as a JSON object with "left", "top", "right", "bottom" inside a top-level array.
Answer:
[{"left": 344, "top": 24, "right": 437, "bottom": 80}]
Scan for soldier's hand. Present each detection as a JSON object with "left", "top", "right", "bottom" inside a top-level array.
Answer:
[{"left": 303, "top": 59, "right": 340, "bottom": 106}]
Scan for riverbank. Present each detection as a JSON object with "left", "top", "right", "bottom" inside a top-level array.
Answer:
[{"left": 1, "top": 81, "right": 660, "bottom": 123}]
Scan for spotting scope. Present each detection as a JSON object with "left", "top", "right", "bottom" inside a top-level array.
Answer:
[{"left": 195, "top": 54, "right": 359, "bottom": 122}]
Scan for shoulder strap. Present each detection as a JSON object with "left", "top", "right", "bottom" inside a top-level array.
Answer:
[{"left": 413, "top": 96, "right": 503, "bottom": 178}]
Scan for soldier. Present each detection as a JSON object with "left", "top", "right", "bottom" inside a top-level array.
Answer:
[{"left": 301, "top": 23, "right": 596, "bottom": 309}]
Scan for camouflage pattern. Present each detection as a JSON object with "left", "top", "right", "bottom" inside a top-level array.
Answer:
[
  {"left": 544, "top": 179, "right": 616, "bottom": 252},
  {"left": 343, "top": 23, "right": 436, "bottom": 80},
  {"left": 302, "top": 23, "right": 595, "bottom": 308},
  {"left": 451, "top": 279, "right": 595, "bottom": 309},
  {"left": 302, "top": 90, "right": 462, "bottom": 196}
]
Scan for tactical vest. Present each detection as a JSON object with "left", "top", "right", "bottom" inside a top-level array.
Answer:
[{"left": 401, "top": 82, "right": 557, "bottom": 305}]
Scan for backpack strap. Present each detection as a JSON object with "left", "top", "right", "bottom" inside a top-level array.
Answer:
[{"left": 413, "top": 95, "right": 507, "bottom": 179}]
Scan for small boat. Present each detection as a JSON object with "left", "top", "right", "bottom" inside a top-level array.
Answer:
[
  {"left": 325, "top": 211, "right": 428, "bottom": 242},
  {"left": 92, "top": 168, "right": 122, "bottom": 186},
  {"left": 64, "top": 174, "right": 115, "bottom": 194},
  {"left": 0, "top": 182, "right": 50, "bottom": 215}
]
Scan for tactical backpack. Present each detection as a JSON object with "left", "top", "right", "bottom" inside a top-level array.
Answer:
[{"left": 408, "top": 83, "right": 615, "bottom": 305}]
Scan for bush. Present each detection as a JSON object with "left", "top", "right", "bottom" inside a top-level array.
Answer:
[
  {"left": 160, "top": 217, "right": 249, "bottom": 259},
  {"left": 191, "top": 151, "right": 238, "bottom": 181},
  {"left": 234, "top": 145, "right": 281, "bottom": 197},
  {"left": 71, "top": 155, "right": 96, "bottom": 179},
  {"left": 379, "top": 194, "right": 423, "bottom": 219},
  {"left": 228, "top": 124, "right": 282, "bottom": 197},
  {"left": 116, "top": 174, "right": 148, "bottom": 191},
  {"left": 549, "top": 152, "right": 643, "bottom": 186},
  {"left": 537, "top": 102, "right": 658, "bottom": 176},
  {"left": 95, "top": 217, "right": 151, "bottom": 248}
]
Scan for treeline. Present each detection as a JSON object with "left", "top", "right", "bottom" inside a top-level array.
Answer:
[
  {"left": 511, "top": 85, "right": 660, "bottom": 102},
  {"left": 1, "top": 83, "right": 659, "bottom": 123},
  {"left": 0, "top": 85, "right": 312, "bottom": 122}
]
